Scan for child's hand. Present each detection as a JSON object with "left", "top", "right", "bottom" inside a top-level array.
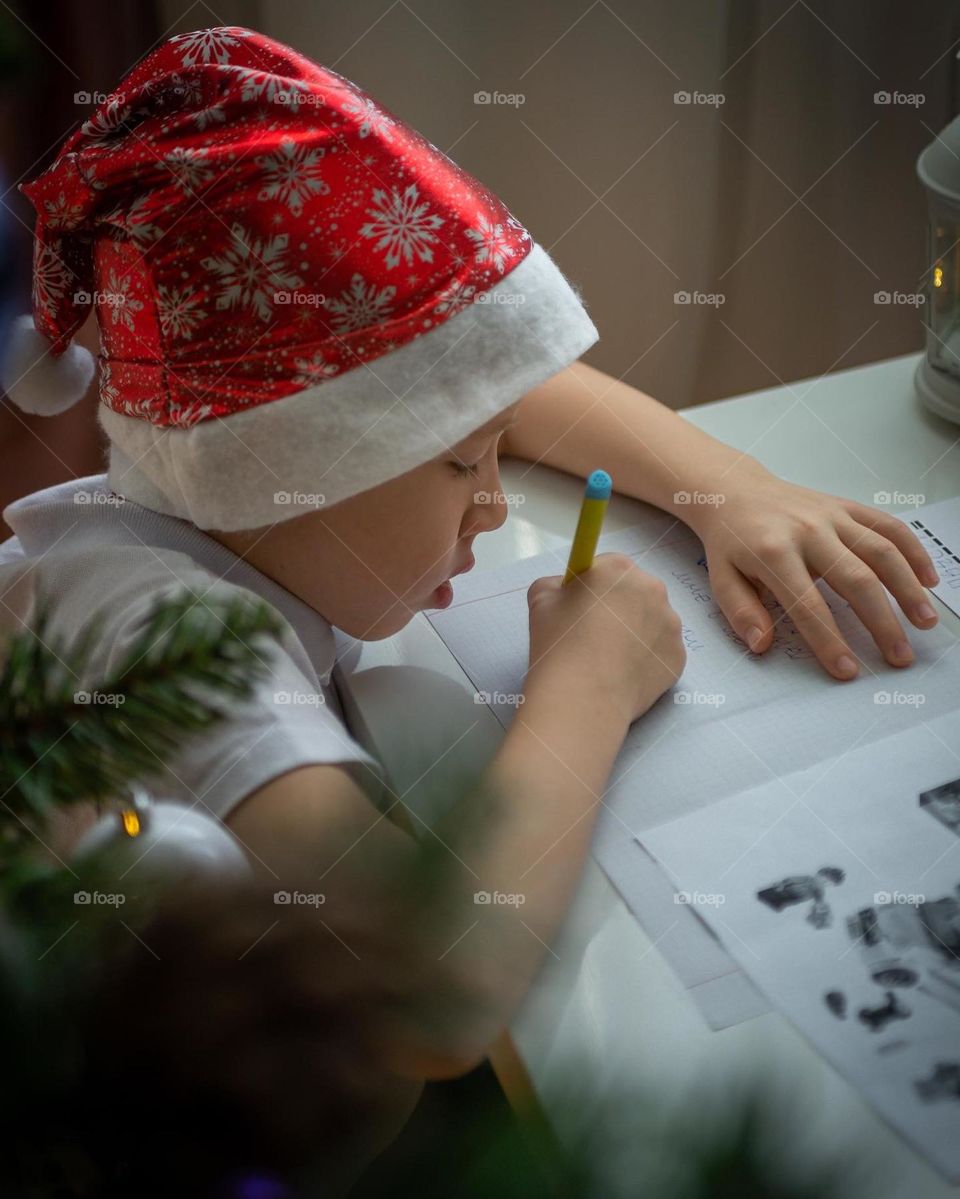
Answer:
[
  {"left": 526, "top": 553, "right": 687, "bottom": 722},
  {"left": 684, "top": 462, "right": 940, "bottom": 680}
]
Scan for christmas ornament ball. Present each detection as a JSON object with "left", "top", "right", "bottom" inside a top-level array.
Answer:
[{"left": 72, "top": 789, "right": 251, "bottom": 885}]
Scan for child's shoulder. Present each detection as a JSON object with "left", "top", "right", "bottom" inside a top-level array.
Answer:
[
  {"left": 1, "top": 530, "right": 383, "bottom": 822},
  {"left": 7, "top": 536, "right": 250, "bottom": 646}
]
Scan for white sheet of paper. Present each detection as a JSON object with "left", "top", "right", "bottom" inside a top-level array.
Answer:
[
  {"left": 426, "top": 512, "right": 960, "bottom": 1029},
  {"left": 640, "top": 711, "right": 960, "bottom": 1182},
  {"left": 600, "top": 833, "right": 771, "bottom": 1027}
]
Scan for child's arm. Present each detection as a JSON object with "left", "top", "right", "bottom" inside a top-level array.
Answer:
[
  {"left": 227, "top": 671, "right": 632, "bottom": 1079},
  {"left": 227, "top": 554, "right": 684, "bottom": 1080},
  {"left": 502, "top": 360, "right": 758, "bottom": 520},
  {"left": 502, "top": 361, "right": 941, "bottom": 681}
]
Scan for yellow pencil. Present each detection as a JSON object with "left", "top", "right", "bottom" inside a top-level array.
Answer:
[{"left": 562, "top": 469, "right": 612, "bottom": 585}]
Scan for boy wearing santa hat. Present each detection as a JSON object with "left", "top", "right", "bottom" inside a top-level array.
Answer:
[{"left": 0, "top": 25, "right": 940, "bottom": 1097}]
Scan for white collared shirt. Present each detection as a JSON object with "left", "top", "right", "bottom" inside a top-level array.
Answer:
[{"left": 1, "top": 474, "right": 384, "bottom": 823}]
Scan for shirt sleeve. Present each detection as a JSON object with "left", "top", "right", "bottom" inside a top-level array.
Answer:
[
  {"left": 179, "top": 634, "right": 386, "bottom": 822},
  {"left": 101, "top": 575, "right": 386, "bottom": 823}
]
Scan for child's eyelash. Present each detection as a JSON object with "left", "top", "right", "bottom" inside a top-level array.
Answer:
[{"left": 451, "top": 429, "right": 507, "bottom": 478}]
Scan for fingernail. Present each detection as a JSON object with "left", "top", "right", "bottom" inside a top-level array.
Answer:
[
  {"left": 836, "top": 654, "right": 858, "bottom": 678},
  {"left": 915, "top": 601, "right": 937, "bottom": 624},
  {"left": 925, "top": 568, "right": 940, "bottom": 586},
  {"left": 892, "top": 640, "right": 913, "bottom": 663},
  {"left": 746, "top": 626, "right": 763, "bottom": 652}
]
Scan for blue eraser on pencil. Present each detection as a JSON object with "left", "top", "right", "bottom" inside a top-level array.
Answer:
[{"left": 585, "top": 469, "right": 612, "bottom": 500}]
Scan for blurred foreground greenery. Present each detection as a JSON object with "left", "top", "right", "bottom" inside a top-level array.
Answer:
[{"left": 0, "top": 588, "right": 872, "bottom": 1198}]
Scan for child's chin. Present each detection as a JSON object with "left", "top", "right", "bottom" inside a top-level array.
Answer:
[
  {"left": 343, "top": 588, "right": 447, "bottom": 640},
  {"left": 350, "top": 607, "right": 418, "bottom": 642}
]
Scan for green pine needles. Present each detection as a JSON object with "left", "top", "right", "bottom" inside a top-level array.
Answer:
[{"left": 0, "top": 584, "right": 287, "bottom": 868}]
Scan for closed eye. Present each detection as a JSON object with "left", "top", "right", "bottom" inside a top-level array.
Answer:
[{"left": 449, "top": 427, "right": 509, "bottom": 478}]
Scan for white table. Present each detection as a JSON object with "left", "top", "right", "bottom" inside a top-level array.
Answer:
[{"left": 334, "top": 351, "right": 960, "bottom": 1196}]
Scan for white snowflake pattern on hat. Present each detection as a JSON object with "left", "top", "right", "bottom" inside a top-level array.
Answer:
[
  {"left": 102, "top": 194, "right": 163, "bottom": 246},
  {"left": 145, "top": 71, "right": 205, "bottom": 111},
  {"left": 434, "top": 279, "right": 478, "bottom": 317},
  {"left": 42, "top": 191, "right": 85, "bottom": 231},
  {"left": 163, "top": 147, "right": 215, "bottom": 194},
  {"left": 256, "top": 138, "right": 331, "bottom": 216},
  {"left": 465, "top": 215, "right": 517, "bottom": 272},
  {"left": 111, "top": 380, "right": 156, "bottom": 421},
  {"left": 98, "top": 360, "right": 119, "bottom": 406},
  {"left": 169, "top": 27, "right": 253, "bottom": 68},
  {"left": 325, "top": 274, "right": 397, "bottom": 333},
  {"left": 342, "top": 94, "right": 395, "bottom": 142},
  {"left": 156, "top": 285, "right": 206, "bottom": 339},
  {"left": 104, "top": 268, "right": 144, "bottom": 332},
  {"left": 193, "top": 103, "right": 227, "bottom": 131},
  {"left": 32, "top": 243, "right": 72, "bottom": 315},
  {"left": 81, "top": 98, "right": 134, "bottom": 145},
  {"left": 170, "top": 398, "right": 215, "bottom": 428},
  {"left": 359, "top": 183, "right": 445, "bottom": 270},
  {"left": 292, "top": 351, "right": 340, "bottom": 386},
  {"left": 234, "top": 65, "right": 311, "bottom": 109},
  {"left": 201, "top": 225, "right": 304, "bottom": 322}
]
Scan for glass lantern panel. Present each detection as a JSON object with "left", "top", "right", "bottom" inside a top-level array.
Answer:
[{"left": 928, "top": 216, "right": 960, "bottom": 379}]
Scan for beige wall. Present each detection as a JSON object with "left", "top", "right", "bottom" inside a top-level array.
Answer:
[{"left": 154, "top": 0, "right": 960, "bottom": 410}]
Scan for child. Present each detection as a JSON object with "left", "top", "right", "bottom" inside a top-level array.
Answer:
[{"left": 0, "top": 22, "right": 940, "bottom": 1104}]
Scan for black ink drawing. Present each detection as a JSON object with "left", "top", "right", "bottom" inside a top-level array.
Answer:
[
  {"left": 756, "top": 866, "right": 845, "bottom": 929},
  {"left": 847, "top": 888, "right": 960, "bottom": 989},
  {"left": 919, "top": 777, "right": 960, "bottom": 838},
  {"left": 843, "top": 885, "right": 960, "bottom": 1032},
  {"left": 824, "top": 990, "right": 847, "bottom": 1019},
  {"left": 857, "top": 991, "right": 911, "bottom": 1032},
  {"left": 915, "top": 1062, "right": 960, "bottom": 1103}
]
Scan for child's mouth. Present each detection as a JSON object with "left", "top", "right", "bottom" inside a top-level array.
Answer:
[
  {"left": 429, "top": 580, "right": 455, "bottom": 609},
  {"left": 427, "top": 552, "right": 475, "bottom": 609}
]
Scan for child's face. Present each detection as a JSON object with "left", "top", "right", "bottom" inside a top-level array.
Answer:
[{"left": 213, "top": 403, "right": 521, "bottom": 640}]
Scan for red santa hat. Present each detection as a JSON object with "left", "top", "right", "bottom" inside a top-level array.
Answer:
[{"left": 1, "top": 25, "right": 598, "bottom": 531}]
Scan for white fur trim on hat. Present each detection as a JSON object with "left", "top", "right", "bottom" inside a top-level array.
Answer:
[
  {"left": 100, "top": 243, "right": 599, "bottom": 532},
  {"left": 1, "top": 314, "right": 96, "bottom": 415}
]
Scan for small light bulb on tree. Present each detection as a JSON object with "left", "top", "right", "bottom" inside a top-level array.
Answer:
[{"left": 72, "top": 786, "right": 251, "bottom": 888}]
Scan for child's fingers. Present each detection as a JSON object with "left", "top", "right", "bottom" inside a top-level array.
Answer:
[
  {"left": 707, "top": 559, "right": 774, "bottom": 653},
  {"left": 836, "top": 521, "right": 939, "bottom": 632},
  {"left": 841, "top": 500, "right": 940, "bottom": 587},
  {"left": 810, "top": 538, "right": 915, "bottom": 668},
  {"left": 756, "top": 556, "right": 860, "bottom": 680}
]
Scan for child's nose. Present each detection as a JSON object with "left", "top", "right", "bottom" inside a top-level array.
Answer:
[{"left": 472, "top": 487, "right": 509, "bottom": 534}]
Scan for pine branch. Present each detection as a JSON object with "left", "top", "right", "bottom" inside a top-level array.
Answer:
[{"left": 0, "top": 585, "right": 287, "bottom": 863}]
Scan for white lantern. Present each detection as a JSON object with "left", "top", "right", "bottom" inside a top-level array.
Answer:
[{"left": 915, "top": 113, "right": 960, "bottom": 423}]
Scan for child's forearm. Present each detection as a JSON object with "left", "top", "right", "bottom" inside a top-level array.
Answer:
[
  {"left": 462, "top": 661, "right": 628, "bottom": 909},
  {"left": 227, "top": 669, "right": 633, "bottom": 1079},
  {"left": 431, "top": 663, "right": 630, "bottom": 1057},
  {"left": 503, "top": 360, "right": 770, "bottom": 526}
]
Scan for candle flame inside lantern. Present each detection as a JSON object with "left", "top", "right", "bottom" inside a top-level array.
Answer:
[
  {"left": 934, "top": 264, "right": 943, "bottom": 288},
  {"left": 120, "top": 809, "right": 141, "bottom": 837}
]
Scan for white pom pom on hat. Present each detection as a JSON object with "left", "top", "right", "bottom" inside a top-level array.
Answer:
[{"left": 0, "top": 313, "right": 95, "bottom": 417}]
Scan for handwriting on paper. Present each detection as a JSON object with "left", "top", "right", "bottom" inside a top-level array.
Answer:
[{"left": 670, "top": 567, "right": 825, "bottom": 661}]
